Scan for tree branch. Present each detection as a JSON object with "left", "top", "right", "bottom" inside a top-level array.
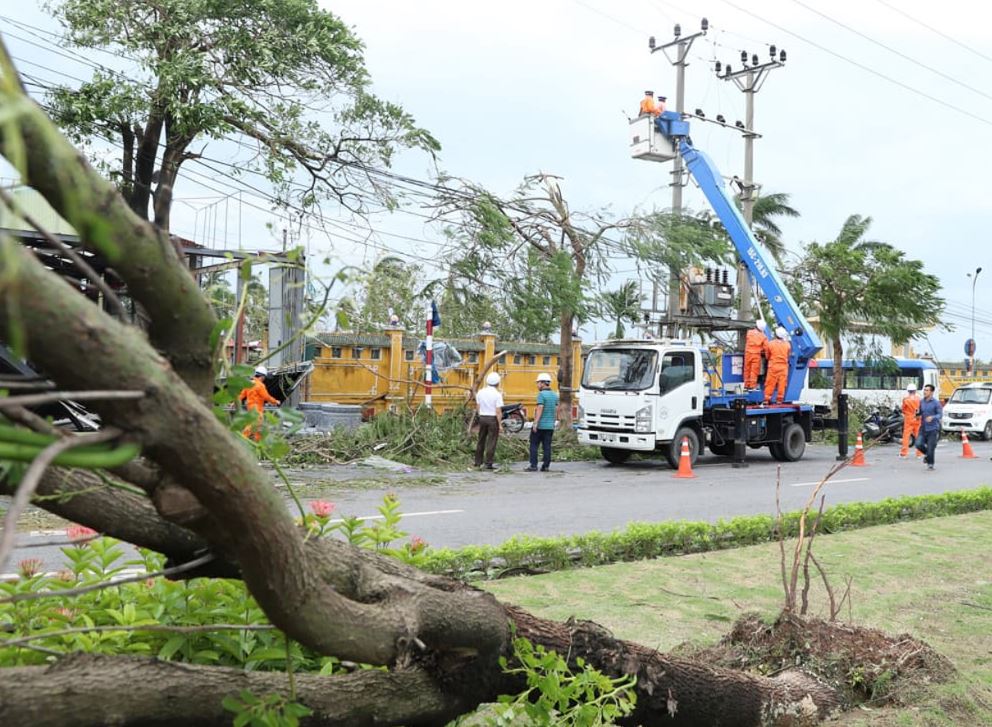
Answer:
[{"left": 0, "top": 428, "right": 122, "bottom": 573}]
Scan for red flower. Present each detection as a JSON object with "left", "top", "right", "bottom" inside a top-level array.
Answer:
[
  {"left": 309, "top": 500, "right": 335, "bottom": 518},
  {"left": 18, "top": 558, "right": 43, "bottom": 578},
  {"left": 66, "top": 524, "right": 97, "bottom": 541},
  {"left": 409, "top": 536, "right": 427, "bottom": 554}
]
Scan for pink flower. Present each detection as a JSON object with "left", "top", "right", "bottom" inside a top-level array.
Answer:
[
  {"left": 53, "top": 606, "right": 77, "bottom": 620},
  {"left": 66, "top": 524, "right": 97, "bottom": 541},
  {"left": 18, "top": 558, "right": 43, "bottom": 578},
  {"left": 409, "top": 536, "right": 427, "bottom": 554},
  {"left": 309, "top": 500, "right": 335, "bottom": 518}
]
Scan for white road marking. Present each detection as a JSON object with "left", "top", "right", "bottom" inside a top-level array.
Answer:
[
  {"left": 788, "top": 477, "right": 870, "bottom": 488},
  {"left": 329, "top": 508, "right": 464, "bottom": 523}
]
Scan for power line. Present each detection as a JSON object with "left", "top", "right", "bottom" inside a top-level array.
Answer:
[
  {"left": 788, "top": 0, "right": 992, "bottom": 104},
  {"left": 713, "top": 0, "right": 992, "bottom": 129},
  {"left": 871, "top": 0, "right": 992, "bottom": 67}
]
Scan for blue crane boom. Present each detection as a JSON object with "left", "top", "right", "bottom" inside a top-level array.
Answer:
[{"left": 654, "top": 111, "right": 822, "bottom": 401}]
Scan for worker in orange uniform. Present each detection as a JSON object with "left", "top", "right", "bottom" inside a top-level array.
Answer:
[
  {"left": 899, "top": 382, "right": 922, "bottom": 458},
  {"left": 763, "top": 327, "right": 792, "bottom": 405},
  {"left": 239, "top": 366, "right": 281, "bottom": 441},
  {"left": 743, "top": 319, "right": 769, "bottom": 390},
  {"left": 639, "top": 90, "right": 662, "bottom": 117}
]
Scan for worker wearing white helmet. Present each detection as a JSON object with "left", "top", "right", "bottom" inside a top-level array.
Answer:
[
  {"left": 743, "top": 319, "right": 770, "bottom": 390},
  {"left": 474, "top": 371, "right": 504, "bottom": 470},
  {"left": 899, "top": 381, "right": 922, "bottom": 458},
  {"left": 763, "top": 328, "right": 792, "bottom": 405},
  {"left": 526, "top": 373, "right": 559, "bottom": 471},
  {"left": 238, "top": 365, "right": 281, "bottom": 441}
]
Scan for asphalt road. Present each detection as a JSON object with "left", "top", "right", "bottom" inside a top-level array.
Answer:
[{"left": 8, "top": 440, "right": 992, "bottom": 574}]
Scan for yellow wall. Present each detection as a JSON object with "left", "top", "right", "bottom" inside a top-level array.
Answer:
[{"left": 303, "top": 329, "right": 584, "bottom": 415}]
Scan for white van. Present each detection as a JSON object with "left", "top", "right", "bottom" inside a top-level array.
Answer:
[{"left": 942, "top": 383, "right": 992, "bottom": 440}]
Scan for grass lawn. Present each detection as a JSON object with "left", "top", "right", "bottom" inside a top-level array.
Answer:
[{"left": 484, "top": 511, "right": 992, "bottom": 726}]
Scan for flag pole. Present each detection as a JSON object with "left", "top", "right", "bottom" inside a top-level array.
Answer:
[{"left": 425, "top": 301, "right": 433, "bottom": 410}]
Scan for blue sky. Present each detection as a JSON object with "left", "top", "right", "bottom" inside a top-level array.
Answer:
[{"left": 3, "top": 0, "right": 991, "bottom": 361}]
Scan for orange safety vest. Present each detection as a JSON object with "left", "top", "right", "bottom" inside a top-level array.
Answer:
[
  {"left": 745, "top": 329, "right": 768, "bottom": 358},
  {"left": 766, "top": 339, "right": 791, "bottom": 369},
  {"left": 239, "top": 378, "right": 279, "bottom": 413},
  {"left": 639, "top": 97, "right": 659, "bottom": 116},
  {"left": 901, "top": 394, "right": 920, "bottom": 420}
]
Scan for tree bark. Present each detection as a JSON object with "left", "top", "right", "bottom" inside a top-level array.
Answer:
[{"left": 832, "top": 336, "right": 844, "bottom": 413}]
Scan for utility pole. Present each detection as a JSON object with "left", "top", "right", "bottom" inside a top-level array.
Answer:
[
  {"left": 717, "top": 46, "right": 787, "bottom": 344},
  {"left": 650, "top": 19, "right": 707, "bottom": 337}
]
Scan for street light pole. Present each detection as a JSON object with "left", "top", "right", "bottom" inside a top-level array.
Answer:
[{"left": 969, "top": 266, "right": 982, "bottom": 373}]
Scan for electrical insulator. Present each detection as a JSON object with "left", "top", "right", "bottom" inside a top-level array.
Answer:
[
  {"left": 715, "top": 60, "right": 722, "bottom": 73},
  {"left": 722, "top": 269, "right": 729, "bottom": 285},
  {"left": 701, "top": 17, "right": 709, "bottom": 31},
  {"left": 725, "top": 64, "right": 732, "bottom": 76},
  {"left": 780, "top": 49, "right": 787, "bottom": 62},
  {"left": 740, "top": 50, "right": 747, "bottom": 64},
  {"left": 648, "top": 35, "right": 656, "bottom": 50},
  {"left": 752, "top": 53, "right": 759, "bottom": 66},
  {"left": 769, "top": 44, "right": 777, "bottom": 58},
  {"left": 674, "top": 23, "right": 681, "bottom": 38},
  {"left": 706, "top": 268, "right": 713, "bottom": 282}
]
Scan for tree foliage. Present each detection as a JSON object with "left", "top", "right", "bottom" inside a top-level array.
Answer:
[
  {"left": 46, "top": 0, "right": 439, "bottom": 229},
  {"left": 791, "top": 214, "right": 944, "bottom": 406},
  {"left": 597, "top": 281, "right": 643, "bottom": 339}
]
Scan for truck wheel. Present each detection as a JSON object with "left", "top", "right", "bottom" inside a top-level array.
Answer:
[
  {"left": 983, "top": 421, "right": 992, "bottom": 442},
  {"left": 779, "top": 423, "right": 807, "bottom": 462},
  {"left": 709, "top": 441, "right": 734, "bottom": 457},
  {"left": 601, "top": 447, "right": 632, "bottom": 465},
  {"left": 665, "top": 427, "right": 700, "bottom": 469},
  {"left": 769, "top": 442, "right": 786, "bottom": 461}
]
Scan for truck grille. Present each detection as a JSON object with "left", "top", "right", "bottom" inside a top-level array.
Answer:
[
  {"left": 948, "top": 413, "right": 973, "bottom": 420},
  {"left": 585, "top": 412, "right": 637, "bottom": 430}
]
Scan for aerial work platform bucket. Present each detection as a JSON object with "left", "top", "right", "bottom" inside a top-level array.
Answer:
[{"left": 629, "top": 116, "right": 675, "bottom": 162}]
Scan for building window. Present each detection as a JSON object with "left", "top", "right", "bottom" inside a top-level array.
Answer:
[
  {"left": 527, "top": 355, "right": 536, "bottom": 365},
  {"left": 513, "top": 354, "right": 522, "bottom": 365},
  {"left": 405, "top": 350, "right": 415, "bottom": 361},
  {"left": 352, "top": 347, "right": 363, "bottom": 359},
  {"left": 312, "top": 346, "right": 323, "bottom": 359},
  {"left": 542, "top": 355, "right": 551, "bottom": 366},
  {"left": 331, "top": 347, "right": 342, "bottom": 358},
  {"left": 468, "top": 352, "right": 479, "bottom": 363},
  {"left": 370, "top": 348, "right": 381, "bottom": 360}
]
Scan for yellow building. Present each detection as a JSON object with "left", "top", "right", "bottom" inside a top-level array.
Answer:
[{"left": 302, "top": 327, "right": 584, "bottom": 416}]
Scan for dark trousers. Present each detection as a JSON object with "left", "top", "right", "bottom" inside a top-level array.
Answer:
[
  {"left": 916, "top": 428, "right": 939, "bottom": 466},
  {"left": 529, "top": 428, "right": 553, "bottom": 469},
  {"left": 475, "top": 416, "right": 499, "bottom": 466}
]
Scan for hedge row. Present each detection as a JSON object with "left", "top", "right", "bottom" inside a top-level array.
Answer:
[{"left": 420, "top": 487, "right": 992, "bottom": 580}]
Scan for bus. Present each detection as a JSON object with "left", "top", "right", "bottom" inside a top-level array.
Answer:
[{"left": 800, "top": 358, "right": 940, "bottom": 408}]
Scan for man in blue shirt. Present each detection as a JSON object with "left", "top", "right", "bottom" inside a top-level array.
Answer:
[
  {"left": 915, "top": 384, "right": 943, "bottom": 471},
  {"left": 526, "top": 372, "right": 559, "bottom": 472}
]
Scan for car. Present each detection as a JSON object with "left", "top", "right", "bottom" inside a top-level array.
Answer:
[{"left": 942, "top": 382, "right": 992, "bottom": 440}]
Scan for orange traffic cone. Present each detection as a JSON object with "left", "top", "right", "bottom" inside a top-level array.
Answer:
[
  {"left": 851, "top": 431, "right": 868, "bottom": 467},
  {"left": 961, "top": 431, "right": 977, "bottom": 459},
  {"left": 673, "top": 436, "right": 697, "bottom": 479}
]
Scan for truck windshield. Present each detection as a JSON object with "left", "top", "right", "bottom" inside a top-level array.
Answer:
[
  {"left": 582, "top": 349, "right": 657, "bottom": 391},
  {"left": 949, "top": 388, "right": 992, "bottom": 404}
]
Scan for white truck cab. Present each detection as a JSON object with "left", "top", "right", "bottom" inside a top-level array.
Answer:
[
  {"left": 942, "top": 382, "right": 992, "bottom": 440},
  {"left": 577, "top": 340, "right": 707, "bottom": 467}
]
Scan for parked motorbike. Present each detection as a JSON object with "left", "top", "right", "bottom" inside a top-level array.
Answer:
[
  {"left": 500, "top": 404, "right": 526, "bottom": 434},
  {"left": 863, "top": 407, "right": 904, "bottom": 443}
]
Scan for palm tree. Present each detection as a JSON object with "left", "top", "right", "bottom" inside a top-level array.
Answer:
[
  {"left": 749, "top": 192, "right": 799, "bottom": 265},
  {"left": 598, "top": 281, "right": 643, "bottom": 338}
]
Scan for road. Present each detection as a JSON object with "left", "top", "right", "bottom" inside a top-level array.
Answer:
[{"left": 8, "top": 440, "right": 992, "bottom": 574}]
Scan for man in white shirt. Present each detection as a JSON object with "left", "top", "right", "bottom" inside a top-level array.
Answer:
[{"left": 475, "top": 372, "right": 504, "bottom": 469}]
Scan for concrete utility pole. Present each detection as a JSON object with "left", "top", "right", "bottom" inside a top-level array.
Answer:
[
  {"left": 718, "top": 46, "right": 786, "bottom": 343},
  {"left": 650, "top": 19, "right": 707, "bottom": 337}
]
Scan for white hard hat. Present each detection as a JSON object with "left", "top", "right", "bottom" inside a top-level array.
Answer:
[
  {"left": 775, "top": 327, "right": 788, "bottom": 340},
  {"left": 254, "top": 366, "right": 268, "bottom": 377},
  {"left": 907, "top": 382, "right": 917, "bottom": 391},
  {"left": 536, "top": 372, "right": 553, "bottom": 383},
  {"left": 756, "top": 320, "right": 767, "bottom": 331},
  {"left": 486, "top": 372, "right": 501, "bottom": 386}
]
